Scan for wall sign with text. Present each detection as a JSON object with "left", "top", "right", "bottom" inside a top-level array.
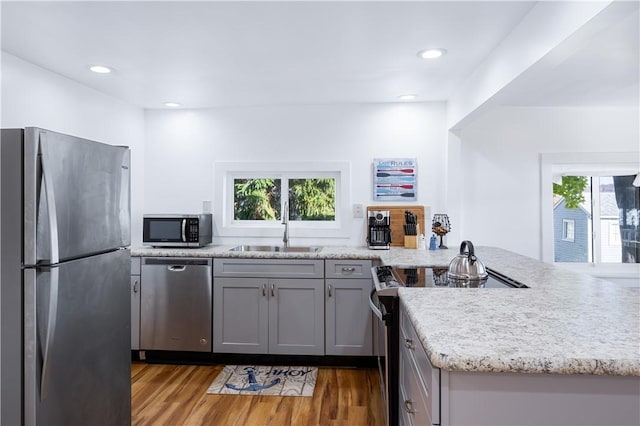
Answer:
[{"left": 373, "top": 158, "right": 417, "bottom": 201}]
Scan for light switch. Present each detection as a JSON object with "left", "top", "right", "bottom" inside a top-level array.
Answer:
[{"left": 353, "top": 203, "right": 364, "bottom": 218}]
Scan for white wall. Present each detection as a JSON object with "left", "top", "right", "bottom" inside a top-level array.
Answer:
[
  {"left": 1, "top": 52, "right": 146, "bottom": 245},
  {"left": 455, "top": 106, "right": 639, "bottom": 259},
  {"left": 144, "top": 102, "right": 447, "bottom": 246}
]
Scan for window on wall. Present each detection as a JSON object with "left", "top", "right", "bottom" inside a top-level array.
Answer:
[
  {"left": 551, "top": 173, "right": 639, "bottom": 264},
  {"left": 214, "top": 162, "right": 349, "bottom": 239},
  {"left": 233, "top": 177, "right": 336, "bottom": 221},
  {"left": 562, "top": 219, "right": 575, "bottom": 242}
]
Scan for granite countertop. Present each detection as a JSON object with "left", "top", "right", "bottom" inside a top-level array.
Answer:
[
  {"left": 131, "top": 244, "right": 458, "bottom": 263},
  {"left": 131, "top": 244, "right": 640, "bottom": 376},
  {"left": 399, "top": 247, "right": 640, "bottom": 377}
]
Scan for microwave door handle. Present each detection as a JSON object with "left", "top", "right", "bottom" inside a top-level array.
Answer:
[{"left": 181, "top": 219, "right": 187, "bottom": 242}]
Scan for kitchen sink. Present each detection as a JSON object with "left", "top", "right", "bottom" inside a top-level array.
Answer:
[{"left": 229, "top": 245, "right": 321, "bottom": 253}]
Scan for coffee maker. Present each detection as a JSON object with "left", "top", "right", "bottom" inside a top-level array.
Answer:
[{"left": 368, "top": 210, "right": 391, "bottom": 250}]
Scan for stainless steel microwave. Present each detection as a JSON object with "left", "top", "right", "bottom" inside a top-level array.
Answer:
[{"left": 142, "top": 214, "right": 212, "bottom": 247}]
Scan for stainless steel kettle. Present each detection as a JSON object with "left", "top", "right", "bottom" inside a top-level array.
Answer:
[{"left": 447, "top": 240, "right": 488, "bottom": 282}]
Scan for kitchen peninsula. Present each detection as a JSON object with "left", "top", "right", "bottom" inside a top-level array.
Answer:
[{"left": 132, "top": 245, "right": 640, "bottom": 425}]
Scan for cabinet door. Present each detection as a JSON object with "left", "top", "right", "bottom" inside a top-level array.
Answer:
[
  {"left": 214, "top": 277, "right": 269, "bottom": 354},
  {"left": 268, "top": 279, "right": 324, "bottom": 355},
  {"left": 131, "top": 275, "right": 140, "bottom": 350},
  {"left": 325, "top": 279, "right": 373, "bottom": 356}
]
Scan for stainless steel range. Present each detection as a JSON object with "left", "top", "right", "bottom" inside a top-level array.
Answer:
[{"left": 370, "top": 264, "right": 528, "bottom": 426}]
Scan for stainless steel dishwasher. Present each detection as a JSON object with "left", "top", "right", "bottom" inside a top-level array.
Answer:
[{"left": 140, "top": 257, "right": 212, "bottom": 352}]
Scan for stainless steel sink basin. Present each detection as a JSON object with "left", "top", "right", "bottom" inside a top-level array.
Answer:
[{"left": 229, "top": 245, "right": 321, "bottom": 253}]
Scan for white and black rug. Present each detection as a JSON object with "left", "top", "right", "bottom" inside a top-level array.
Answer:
[{"left": 207, "top": 365, "right": 317, "bottom": 397}]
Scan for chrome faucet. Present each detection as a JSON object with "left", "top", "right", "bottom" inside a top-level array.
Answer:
[{"left": 282, "top": 201, "right": 289, "bottom": 247}]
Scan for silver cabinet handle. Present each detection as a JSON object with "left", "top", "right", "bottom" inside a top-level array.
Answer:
[
  {"left": 262, "top": 283, "right": 267, "bottom": 297},
  {"left": 404, "top": 399, "right": 416, "bottom": 414},
  {"left": 271, "top": 283, "right": 275, "bottom": 297},
  {"left": 328, "top": 285, "right": 332, "bottom": 297},
  {"left": 133, "top": 279, "right": 139, "bottom": 293},
  {"left": 342, "top": 267, "right": 356, "bottom": 273},
  {"left": 405, "top": 338, "right": 415, "bottom": 350}
]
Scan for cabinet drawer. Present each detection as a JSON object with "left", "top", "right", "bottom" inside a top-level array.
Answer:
[
  {"left": 325, "top": 259, "right": 372, "bottom": 279},
  {"left": 214, "top": 258, "right": 324, "bottom": 278},
  {"left": 400, "top": 334, "right": 433, "bottom": 426},
  {"left": 400, "top": 303, "right": 440, "bottom": 424},
  {"left": 131, "top": 256, "right": 141, "bottom": 275}
]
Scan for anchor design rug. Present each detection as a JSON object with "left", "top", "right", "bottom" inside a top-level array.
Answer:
[{"left": 207, "top": 365, "right": 317, "bottom": 397}]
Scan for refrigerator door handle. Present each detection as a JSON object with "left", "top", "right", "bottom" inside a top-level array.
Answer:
[
  {"left": 39, "top": 151, "right": 61, "bottom": 400},
  {"left": 40, "top": 134, "right": 61, "bottom": 264},
  {"left": 24, "top": 269, "right": 37, "bottom": 425},
  {"left": 40, "top": 267, "right": 59, "bottom": 401}
]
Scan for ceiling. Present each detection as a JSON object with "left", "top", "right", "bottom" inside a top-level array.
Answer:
[{"left": 1, "top": 1, "right": 638, "bottom": 110}]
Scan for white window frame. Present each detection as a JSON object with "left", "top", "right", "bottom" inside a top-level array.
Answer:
[
  {"left": 213, "top": 161, "right": 351, "bottom": 239},
  {"left": 540, "top": 152, "right": 640, "bottom": 279},
  {"left": 562, "top": 219, "right": 575, "bottom": 242}
]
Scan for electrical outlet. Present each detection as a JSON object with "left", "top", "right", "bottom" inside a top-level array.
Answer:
[{"left": 353, "top": 203, "right": 364, "bottom": 218}]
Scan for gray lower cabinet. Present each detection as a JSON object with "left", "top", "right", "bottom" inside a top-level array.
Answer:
[
  {"left": 268, "top": 278, "right": 324, "bottom": 355},
  {"left": 131, "top": 257, "right": 141, "bottom": 350},
  {"left": 399, "top": 302, "right": 439, "bottom": 426},
  {"left": 399, "top": 300, "right": 640, "bottom": 426},
  {"left": 213, "top": 277, "right": 269, "bottom": 353},
  {"left": 325, "top": 259, "right": 373, "bottom": 356},
  {"left": 213, "top": 258, "right": 325, "bottom": 355}
]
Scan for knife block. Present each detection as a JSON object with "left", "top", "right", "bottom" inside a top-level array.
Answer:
[{"left": 404, "top": 235, "right": 418, "bottom": 249}]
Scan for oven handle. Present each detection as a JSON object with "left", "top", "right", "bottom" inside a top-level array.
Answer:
[{"left": 369, "top": 288, "right": 384, "bottom": 321}]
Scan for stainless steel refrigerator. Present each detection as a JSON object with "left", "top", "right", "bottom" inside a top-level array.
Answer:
[{"left": 1, "top": 127, "right": 131, "bottom": 425}]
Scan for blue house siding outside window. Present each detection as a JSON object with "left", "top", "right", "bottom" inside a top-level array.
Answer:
[{"left": 553, "top": 198, "right": 590, "bottom": 262}]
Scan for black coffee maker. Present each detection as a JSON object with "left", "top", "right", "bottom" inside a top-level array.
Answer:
[{"left": 368, "top": 210, "right": 391, "bottom": 250}]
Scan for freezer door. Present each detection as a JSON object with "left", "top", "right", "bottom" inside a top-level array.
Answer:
[
  {"left": 24, "top": 249, "right": 131, "bottom": 426},
  {"left": 23, "top": 127, "right": 130, "bottom": 265}
]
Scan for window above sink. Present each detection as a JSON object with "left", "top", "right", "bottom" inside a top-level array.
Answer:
[{"left": 214, "top": 161, "right": 351, "bottom": 239}]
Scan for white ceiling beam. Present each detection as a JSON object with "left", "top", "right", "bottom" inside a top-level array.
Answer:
[{"left": 446, "top": 0, "right": 619, "bottom": 131}]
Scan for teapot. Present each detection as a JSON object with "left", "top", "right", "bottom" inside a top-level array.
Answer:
[{"left": 447, "top": 240, "right": 488, "bottom": 283}]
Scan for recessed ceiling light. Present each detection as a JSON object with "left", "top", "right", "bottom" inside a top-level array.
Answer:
[
  {"left": 417, "top": 48, "right": 447, "bottom": 60},
  {"left": 163, "top": 102, "right": 181, "bottom": 108},
  {"left": 89, "top": 65, "right": 113, "bottom": 74},
  {"left": 398, "top": 94, "right": 417, "bottom": 101}
]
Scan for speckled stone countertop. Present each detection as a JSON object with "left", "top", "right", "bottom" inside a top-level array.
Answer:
[
  {"left": 131, "top": 244, "right": 640, "bottom": 376},
  {"left": 399, "top": 247, "right": 640, "bottom": 376},
  {"left": 131, "top": 244, "right": 381, "bottom": 259},
  {"left": 131, "top": 244, "right": 458, "bottom": 263}
]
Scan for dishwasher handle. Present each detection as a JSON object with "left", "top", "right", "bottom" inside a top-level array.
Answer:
[{"left": 168, "top": 265, "right": 186, "bottom": 272}]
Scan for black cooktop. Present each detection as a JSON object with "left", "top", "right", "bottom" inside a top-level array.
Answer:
[{"left": 375, "top": 265, "right": 528, "bottom": 289}]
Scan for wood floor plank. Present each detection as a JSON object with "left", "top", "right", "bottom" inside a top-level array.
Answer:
[{"left": 131, "top": 362, "right": 384, "bottom": 426}]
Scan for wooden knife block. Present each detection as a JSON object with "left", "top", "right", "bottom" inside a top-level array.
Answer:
[{"left": 404, "top": 235, "right": 418, "bottom": 249}]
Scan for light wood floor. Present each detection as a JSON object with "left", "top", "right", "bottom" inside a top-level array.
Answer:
[{"left": 131, "top": 362, "right": 385, "bottom": 426}]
